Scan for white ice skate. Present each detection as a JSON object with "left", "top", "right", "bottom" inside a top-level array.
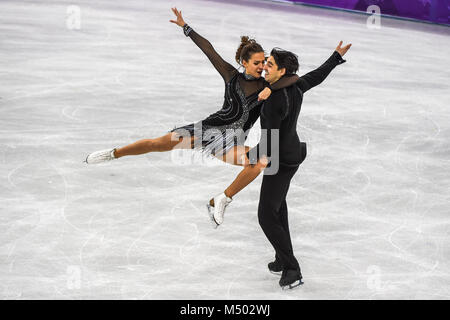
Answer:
[
  {"left": 85, "top": 148, "right": 116, "bottom": 164},
  {"left": 206, "top": 193, "right": 232, "bottom": 228},
  {"left": 206, "top": 203, "right": 217, "bottom": 228}
]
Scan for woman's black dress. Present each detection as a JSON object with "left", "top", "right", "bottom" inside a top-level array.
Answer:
[{"left": 171, "top": 26, "right": 298, "bottom": 156}]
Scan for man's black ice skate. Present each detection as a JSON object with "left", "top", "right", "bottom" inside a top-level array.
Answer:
[
  {"left": 268, "top": 260, "right": 283, "bottom": 275},
  {"left": 279, "top": 268, "right": 303, "bottom": 290}
]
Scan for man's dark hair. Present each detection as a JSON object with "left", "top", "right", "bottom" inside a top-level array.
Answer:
[{"left": 270, "top": 48, "right": 299, "bottom": 75}]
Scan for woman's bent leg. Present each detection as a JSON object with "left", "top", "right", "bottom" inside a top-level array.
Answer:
[
  {"left": 114, "top": 132, "right": 194, "bottom": 158},
  {"left": 208, "top": 146, "right": 268, "bottom": 226},
  {"left": 224, "top": 158, "right": 268, "bottom": 199},
  {"left": 214, "top": 146, "right": 268, "bottom": 199}
]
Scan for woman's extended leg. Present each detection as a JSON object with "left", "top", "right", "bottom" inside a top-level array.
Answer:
[
  {"left": 85, "top": 132, "right": 194, "bottom": 164},
  {"left": 114, "top": 132, "right": 194, "bottom": 158}
]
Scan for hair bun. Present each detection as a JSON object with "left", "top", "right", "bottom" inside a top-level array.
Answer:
[
  {"left": 240, "top": 36, "right": 250, "bottom": 45},
  {"left": 235, "top": 36, "right": 262, "bottom": 65}
]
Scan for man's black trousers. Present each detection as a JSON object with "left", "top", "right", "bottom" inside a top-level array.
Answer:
[{"left": 258, "top": 163, "right": 301, "bottom": 271}]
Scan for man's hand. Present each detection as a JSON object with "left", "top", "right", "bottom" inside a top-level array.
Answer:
[
  {"left": 170, "top": 7, "right": 186, "bottom": 27},
  {"left": 258, "top": 87, "right": 272, "bottom": 101},
  {"left": 335, "top": 41, "right": 352, "bottom": 57}
]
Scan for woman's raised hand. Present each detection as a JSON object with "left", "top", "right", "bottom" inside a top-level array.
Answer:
[
  {"left": 258, "top": 87, "right": 272, "bottom": 101},
  {"left": 170, "top": 7, "right": 186, "bottom": 27}
]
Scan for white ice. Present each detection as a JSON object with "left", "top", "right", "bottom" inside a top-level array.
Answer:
[{"left": 0, "top": 0, "right": 449, "bottom": 299}]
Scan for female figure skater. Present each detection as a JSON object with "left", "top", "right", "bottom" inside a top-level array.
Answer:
[{"left": 85, "top": 8, "right": 298, "bottom": 219}]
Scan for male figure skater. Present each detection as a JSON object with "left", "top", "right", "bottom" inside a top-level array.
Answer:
[{"left": 247, "top": 42, "right": 351, "bottom": 289}]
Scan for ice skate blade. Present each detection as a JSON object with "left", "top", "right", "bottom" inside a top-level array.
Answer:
[
  {"left": 206, "top": 204, "right": 219, "bottom": 229},
  {"left": 281, "top": 279, "right": 304, "bottom": 290},
  {"left": 270, "top": 270, "right": 282, "bottom": 276}
]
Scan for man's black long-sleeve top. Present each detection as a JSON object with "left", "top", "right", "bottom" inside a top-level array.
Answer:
[{"left": 247, "top": 51, "right": 346, "bottom": 167}]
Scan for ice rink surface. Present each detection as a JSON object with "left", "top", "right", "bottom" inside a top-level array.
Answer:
[{"left": 0, "top": 0, "right": 449, "bottom": 299}]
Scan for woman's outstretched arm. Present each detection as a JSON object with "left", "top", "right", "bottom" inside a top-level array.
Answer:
[{"left": 170, "top": 7, "right": 237, "bottom": 83}]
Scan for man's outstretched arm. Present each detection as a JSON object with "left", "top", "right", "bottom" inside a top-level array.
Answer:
[{"left": 297, "top": 41, "right": 351, "bottom": 93}]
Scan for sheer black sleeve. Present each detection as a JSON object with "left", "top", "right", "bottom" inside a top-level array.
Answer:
[
  {"left": 296, "top": 51, "right": 346, "bottom": 93},
  {"left": 184, "top": 25, "right": 238, "bottom": 83},
  {"left": 268, "top": 74, "right": 300, "bottom": 90}
]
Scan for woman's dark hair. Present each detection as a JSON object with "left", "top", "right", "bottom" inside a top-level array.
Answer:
[
  {"left": 235, "top": 36, "right": 264, "bottom": 65},
  {"left": 270, "top": 47, "right": 299, "bottom": 74}
]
